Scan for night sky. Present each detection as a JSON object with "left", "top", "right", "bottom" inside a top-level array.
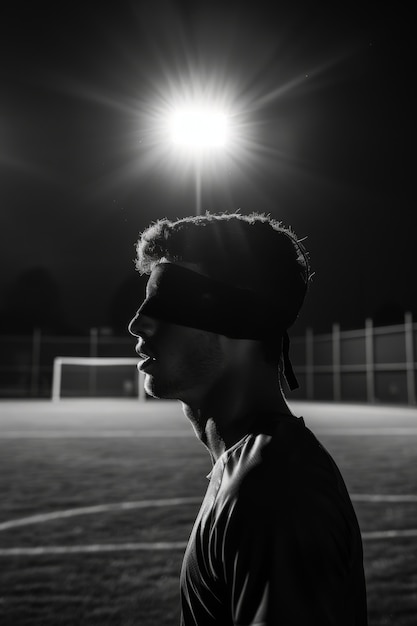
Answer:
[{"left": 0, "top": 2, "right": 413, "bottom": 337}]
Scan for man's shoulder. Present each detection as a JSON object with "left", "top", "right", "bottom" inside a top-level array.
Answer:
[
  {"left": 217, "top": 414, "right": 343, "bottom": 505},
  {"left": 223, "top": 414, "right": 320, "bottom": 472},
  {"left": 217, "top": 417, "right": 303, "bottom": 491}
]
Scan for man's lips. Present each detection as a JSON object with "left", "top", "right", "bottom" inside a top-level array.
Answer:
[
  {"left": 136, "top": 345, "right": 157, "bottom": 372},
  {"left": 137, "top": 356, "right": 156, "bottom": 372},
  {"left": 138, "top": 352, "right": 156, "bottom": 361}
]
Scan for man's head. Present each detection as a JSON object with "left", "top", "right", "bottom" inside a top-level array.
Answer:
[
  {"left": 129, "top": 212, "right": 311, "bottom": 400},
  {"left": 135, "top": 212, "right": 309, "bottom": 317}
]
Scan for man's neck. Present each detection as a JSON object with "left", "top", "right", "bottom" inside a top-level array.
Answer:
[{"left": 181, "top": 371, "right": 294, "bottom": 463}]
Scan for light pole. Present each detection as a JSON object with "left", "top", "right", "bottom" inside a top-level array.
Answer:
[{"left": 169, "top": 106, "right": 229, "bottom": 215}]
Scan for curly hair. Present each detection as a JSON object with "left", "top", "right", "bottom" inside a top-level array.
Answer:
[{"left": 135, "top": 211, "right": 311, "bottom": 331}]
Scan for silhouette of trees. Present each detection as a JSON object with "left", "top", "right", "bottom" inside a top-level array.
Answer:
[{"left": 0, "top": 267, "right": 68, "bottom": 334}]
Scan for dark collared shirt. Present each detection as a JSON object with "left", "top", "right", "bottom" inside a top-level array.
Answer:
[{"left": 180, "top": 414, "right": 367, "bottom": 625}]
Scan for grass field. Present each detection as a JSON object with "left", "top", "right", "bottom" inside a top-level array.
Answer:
[{"left": 0, "top": 399, "right": 416, "bottom": 625}]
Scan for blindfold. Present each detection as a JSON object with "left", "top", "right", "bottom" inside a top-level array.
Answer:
[{"left": 138, "top": 263, "right": 299, "bottom": 389}]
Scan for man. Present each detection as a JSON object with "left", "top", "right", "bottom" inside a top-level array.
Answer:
[{"left": 128, "top": 212, "right": 368, "bottom": 625}]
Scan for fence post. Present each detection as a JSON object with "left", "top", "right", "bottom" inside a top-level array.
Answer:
[
  {"left": 365, "top": 318, "right": 375, "bottom": 403},
  {"left": 89, "top": 328, "right": 98, "bottom": 397},
  {"left": 404, "top": 311, "right": 416, "bottom": 405},
  {"left": 306, "top": 327, "right": 314, "bottom": 400},
  {"left": 137, "top": 370, "right": 146, "bottom": 401},
  {"left": 52, "top": 357, "right": 62, "bottom": 402},
  {"left": 30, "top": 328, "right": 41, "bottom": 397},
  {"left": 332, "top": 323, "right": 341, "bottom": 402}
]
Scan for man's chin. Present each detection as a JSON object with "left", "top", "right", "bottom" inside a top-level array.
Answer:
[{"left": 144, "top": 376, "right": 179, "bottom": 401}]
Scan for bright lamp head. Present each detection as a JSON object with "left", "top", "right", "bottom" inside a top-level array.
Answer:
[{"left": 170, "top": 107, "right": 229, "bottom": 151}]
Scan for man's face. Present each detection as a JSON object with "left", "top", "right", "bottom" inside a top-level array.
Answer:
[
  {"left": 129, "top": 314, "right": 226, "bottom": 402},
  {"left": 128, "top": 264, "right": 227, "bottom": 403}
]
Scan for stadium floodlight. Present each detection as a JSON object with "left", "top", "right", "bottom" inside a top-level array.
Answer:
[
  {"left": 168, "top": 104, "right": 230, "bottom": 214},
  {"left": 170, "top": 108, "right": 229, "bottom": 150}
]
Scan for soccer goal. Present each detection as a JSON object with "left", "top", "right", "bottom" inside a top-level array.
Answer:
[{"left": 51, "top": 357, "right": 145, "bottom": 402}]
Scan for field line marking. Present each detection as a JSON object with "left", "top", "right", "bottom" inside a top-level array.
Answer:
[
  {"left": 351, "top": 494, "right": 417, "bottom": 503},
  {"left": 2, "top": 528, "right": 417, "bottom": 556},
  {"left": 0, "top": 497, "right": 202, "bottom": 531},
  {"left": 0, "top": 542, "right": 188, "bottom": 555},
  {"left": 1, "top": 494, "right": 416, "bottom": 532},
  {"left": 0, "top": 430, "right": 193, "bottom": 438},
  {"left": 362, "top": 529, "right": 417, "bottom": 540},
  {"left": 317, "top": 428, "right": 417, "bottom": 436},
  {"left": 2, "top": 428, "right": 417, "bottom": 438}
]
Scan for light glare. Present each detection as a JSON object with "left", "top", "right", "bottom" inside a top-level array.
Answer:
[{"left": 170, "top": 108, "right": 228, "bottom": 149}]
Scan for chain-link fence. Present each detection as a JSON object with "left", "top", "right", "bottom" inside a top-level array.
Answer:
[{"left": 1, "top": 314, "right": 416, "bottom": 404}]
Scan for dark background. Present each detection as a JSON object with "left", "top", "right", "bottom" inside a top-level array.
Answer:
[{"left": 0, "top": 1, "right": 413, "bottom": 336}]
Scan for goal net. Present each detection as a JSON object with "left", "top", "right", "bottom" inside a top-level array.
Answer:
[{"left": 52, "top": 357, "right": 145, "bottom": 401}]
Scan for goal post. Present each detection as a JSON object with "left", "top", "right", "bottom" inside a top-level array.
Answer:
[{"left": 51, "top": 357, "right": 145, "bottom": 402}]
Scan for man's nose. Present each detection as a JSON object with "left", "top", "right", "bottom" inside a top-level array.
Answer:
[{"left": 128, "top": 311, "right": 158, "bottom": 338}]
